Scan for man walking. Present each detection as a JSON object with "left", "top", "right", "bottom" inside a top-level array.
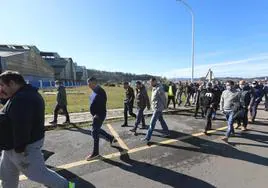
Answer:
[
  {"left": 122, "top": 82, "right": 136, "bottom": 127},
  {"left": 86, "top": 77, "right": 117, "bottom": 160},
  {"left": 199, "top": 83, "right": 216, "bottom": 135},
  {"left": 49, "top": 80, "right": 70, "bottom": 125},
  {"left": 143, "top": 77, "right": 170, "bottom": 144},
  {"left": 175, "top": 81, "right": 184, "bottom": 106},
  {"left": 167, "top": 82, "right": 176, "bottom": 109},
  {"left": 130, "top": 81, "right": 150, "bottom": 135},
  {"left": 220, "top": 80, "right": 239, "bottom": 142},
  {"left": 0, "top": 71, "right": 74, "bottom": 188},
  {"left": 249, "top": 81, "right": 264, "bottom": 123}
]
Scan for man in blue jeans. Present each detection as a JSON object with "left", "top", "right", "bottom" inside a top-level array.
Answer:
[
  {"left": 130, "top": 81, "right": 150, "bottom": 135},
  {"left": 143, "top": 77, "right": 170, "bottom": 144},
  {"left": 86, "top": 77, "right": 117, "bottom": 161},
  {"left": 220, "top": 80, "right": 239, "bottom": 142}
]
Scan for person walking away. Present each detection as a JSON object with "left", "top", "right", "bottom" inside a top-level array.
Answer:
[
  {"left": 49, "top": 80, "right": 70, "bottom": 125},
  {"left": 249, "top": 81, "right": 264, "bottom": 123},
  {"left": 130, "top": 81, "right": 150, "bottom": 135},
  {"left": 167, "top": 82, "right": 176, "bottom": 109},
  {"left": 142, "top": 77, "right": 170, "bottom": 144},
  {"left": 86, "top": 77, "right": 117, "bottom": 161},
  {"left": 121, "top": 82, "right": 136, "bottom": 127},
  {"left": 234, "top": 80, "right": 254, "bottom": 131},
  {"left": 199, "top": 83, "right": 216, "bottom": 135},
  {"left": 220, "top": 80, "right": 239, "bottom": 143},
  {"left": 0, "top": 71, "right": 74, "bottom": 188},
  {"left": 175, "top": 81, "right": 184, "bottom": 106},
  {"left": 194, "top": 83, "right": 205, "bottom": 118}
]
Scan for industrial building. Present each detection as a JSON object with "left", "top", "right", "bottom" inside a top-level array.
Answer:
[{"left": 0, "top": 45, "right": 55, "bottom": 88}]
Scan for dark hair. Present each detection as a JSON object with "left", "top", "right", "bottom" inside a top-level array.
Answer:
[
  {"left": 136, "top": 81, "right": 142, "bottom": 85},
  {"left": 87, "top": 77, "right": 97, "bottom": 83},
  {"left": 0, "top": 71, "right": 26, "bottom": 85},
  {"left": 150, "top": 77, "right": 157, "bottom": 82},
  {"left": 123, "top": 82, "right": 129, "bottom": 85},
  {"left": 226, "top": 80, "right": 234, "bottom": 86}
]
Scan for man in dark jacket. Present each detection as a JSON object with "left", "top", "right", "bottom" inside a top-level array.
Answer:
[
  {"left": 249, "top": 81, "right": 264, "bottom": 123},
  {"left": 199, "top": 82, "right": 216, "bottom": 135},
  {"left": 0, "top": 71, "right": 72, "bottom": 188},
  {"left": 122, "top": 82, "right": 137, "bottom": 127},
  {"left": 184, "top": 82, "right": 192, "bottom": 106},
  {"left": 175, "top": 81, "right": 184, "bottom": 106},
  {"left": 86, "top": 77, "right": 117, "bottom": 161},
  {"left": 235, "top": 80, "right": 254, "bottom": 131},
  {"left": 194, "top": 83, "right": 205, "bottom": 118},
  {"left": 211, "top": 83, "right": 223, "bottom": 120},
  {"left": 49, "top": 80, "right": 70, "bottom": 125},
  {"left": 263, "top": 81, "right": 268, "bottom": 111},
  {"left": 130, "top": 81, "right": 150, "bottom": 134},
  {"left": 167, "top": 82, "right": 176, "bottom": 109}
]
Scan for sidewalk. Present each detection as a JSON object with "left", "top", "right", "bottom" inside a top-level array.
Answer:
[{"left": 45, "top": 106, "right": 194, "bottom": 127}]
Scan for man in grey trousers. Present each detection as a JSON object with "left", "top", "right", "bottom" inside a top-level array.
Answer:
[{"left": 0, "top": 71, "right": 74, "bottom": 188}]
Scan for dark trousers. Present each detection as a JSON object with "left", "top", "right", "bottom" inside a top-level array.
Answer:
[
  {"left": 194, "top": 104, "right": 204, "bottom": 117},
  {"left": 265, "top": 95, "right": 268, "bottom": 110},
  {"left": 184, "top": 93, "right": 191, "bottom": 106},
  {"left": 124, "top": 103, "right": 137, "bottom": 125},
  {"left": 250, "top": 102, "right": 260, "bottom": 121},
  {"left": 92, "top": 116, "right": 113, "bottom": 155},
  {"left": 237, "top": 108, "right": 249, "bottom": 128},
  {"left": 176, "top": 91, "right": 183, "bottom": 105},
  {"left": 203, "top": 107, "right": 213, "bottom": 131},
  {"left": 53, "top": 104, "right": 70, "bottom": 122},
  {"left": 167, "top": 96, "right": 176, "bottom": 108},
  {"left": 133, "top": 108, "right": 146, "bottom": 130}
]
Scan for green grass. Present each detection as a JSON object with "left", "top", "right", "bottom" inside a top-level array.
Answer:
[{"left": 41, "top": 86, "right": 126, "bottom": 115}]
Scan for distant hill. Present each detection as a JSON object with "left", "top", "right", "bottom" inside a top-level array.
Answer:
[{"left": 87, "top": 69, "right": 161, "bottom": 83}]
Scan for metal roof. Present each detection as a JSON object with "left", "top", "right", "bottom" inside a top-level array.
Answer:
[{"left": 0, "top": 51, "right": 25, "bottom": 57}]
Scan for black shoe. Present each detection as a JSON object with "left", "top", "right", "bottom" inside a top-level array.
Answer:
[
  {"left": 121, "top": 124, "right": 128, "bottom": 127},
  {"left": 49, "top": 120, "right": 57, "bottom": 124},
  {"left": 129, "top": 128, "right": 136, "bottom": 132},
  {"left": 110, "top": 137, "right": 118, "bottom": 146},
  {"left": 85, "top": 153, "right": 101, "bottom": 161},
  {"left": 63, "top": 120, "right": 70, "bottom": 124}
]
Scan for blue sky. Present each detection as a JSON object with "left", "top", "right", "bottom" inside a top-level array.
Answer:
[{"left": 0, "top": 0, "right": 268, "bottom": 78}]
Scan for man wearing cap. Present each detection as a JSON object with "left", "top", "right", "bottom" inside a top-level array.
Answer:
[
  {"left": 249, "top": 81, "right": 264, "bottom": 123},
  {"left": 199, "top": 82, "right": 216, "bottom": 135},
  {"left": 49, "top": 80, "right": 70, "bottom": 125}
]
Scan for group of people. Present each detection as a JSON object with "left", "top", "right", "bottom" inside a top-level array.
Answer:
[
  {"left": 167, "top": 79, "right": 268, "bottom": 142},
  {"left": 0, "top": 70, "right": 267, "bottom": 188}
]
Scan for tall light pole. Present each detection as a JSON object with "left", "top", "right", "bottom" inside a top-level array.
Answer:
[{"left": 176, "top": 0, "right": 195, "bottom": 82}]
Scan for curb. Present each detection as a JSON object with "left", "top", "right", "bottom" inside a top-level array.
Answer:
[{"left": 45, "top": 108, "right": 194, "bottom": 131}]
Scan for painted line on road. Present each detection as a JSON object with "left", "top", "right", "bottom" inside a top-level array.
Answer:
[
  {"left": 19, "top": 125, "right": 227, "bottom": 181},
  {"left": 107, "top": 123, "right": 130, "bottom": 151}
]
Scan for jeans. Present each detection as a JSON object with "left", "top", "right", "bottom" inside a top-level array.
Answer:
[
  {"left": 124, "top": 103, "right": 137, "bottom": 125},
  {"left": 92, "top": 116, "right": 113, "bottom": 155},
  {"left": 0, "top": 139, "right": 68, "bottom": 188},
  {"left": 145, "top": 111, "right": 169, "bottom": 141},
  {"left": 133, "top": 108, "right": 146, "bottom": 130},
  {"left": 250, "top": 102, "right": 260, "bottom": 121},
  {"left": 225, "top": 111, "right": 235, "bottom": 138},
  {"left": 53, "top": 104, "right": 70, "bottom": 122}
]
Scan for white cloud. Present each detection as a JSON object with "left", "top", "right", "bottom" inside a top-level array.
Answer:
[{"left": 164, "top": 54, "right": 268, "bottom": 78}]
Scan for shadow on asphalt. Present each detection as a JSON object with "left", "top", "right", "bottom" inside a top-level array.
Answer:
[
  {"left": 102, "top": 146, "right": 216, "bottom": 188},
  {"left": 149, "top": 130, "right": 268, "bottom": 167}
]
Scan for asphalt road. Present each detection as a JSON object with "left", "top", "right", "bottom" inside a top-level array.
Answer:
[{"left": 20, "top": 109, "right": 268, "bottom": 188}]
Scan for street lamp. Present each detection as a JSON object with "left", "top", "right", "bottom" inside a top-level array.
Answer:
[{"left": 176, "top": 0, "right": 195, "bottom": 82}]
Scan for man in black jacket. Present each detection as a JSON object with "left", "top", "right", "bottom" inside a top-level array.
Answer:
[
  {"left": 200, "top": 82, "right": 216, "bottom": 135},
  {"left": 86, "top": 77, "right": 117, "bottom": 161},
  {"left": 0, "top": 71, "right": 72, "bottom": 188},
  {"left": 122, "top": 82, "right": 137, "bottom": 127},
  {"left": 49, "top": 80, "right": 70, "bottom": 125}
]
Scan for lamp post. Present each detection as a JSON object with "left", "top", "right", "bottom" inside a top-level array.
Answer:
[{"left": 176, "top": 0, "right": 195, "bottom": 82}]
